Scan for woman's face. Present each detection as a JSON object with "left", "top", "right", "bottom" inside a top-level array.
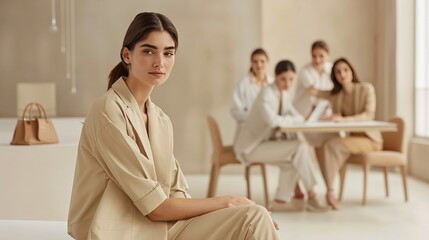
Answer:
[
  {"left": 276, "top": 70, "right": 295, "bottom": 91},
  {"left": 122, "top": 31, "right": 176, "bottom": 88},
  {"left": 311, "top": 47, "right": 329, "bottom": 71},
  {"left": 334, "top": 61, "right": 353, "bottom": 86},
  {"left": 251, "top": 54, "right": 268, "bottom": 76}
]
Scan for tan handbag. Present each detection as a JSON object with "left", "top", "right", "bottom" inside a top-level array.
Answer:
[{"left": 10, "top": 102, "right": 59, "bottom": 145}]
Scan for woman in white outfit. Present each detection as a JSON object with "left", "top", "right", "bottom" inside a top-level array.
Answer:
[
  {"left": 307, "top": 58, "right": 382, "bottom": 210},
  {"left": 234, "top": 60, "right": 328, "bottom": 212},
  {"left": 231, "top": 48, "right": 274, "bottom": 142},
  {"left": 293, "top": 40, "right": 333, "bottom": 118},
  {"left": 293, "top": 40, "right": 333, "bottom": 199}
]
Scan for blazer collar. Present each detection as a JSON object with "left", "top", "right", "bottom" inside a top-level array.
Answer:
[
  {"left": 111, "top": 78, "right": 154, "bottom": 161},
  {"left": 269, "top": 82, "right": 290, "bottom": 99},
  {"left": 335, "top": 83, "right": 358, "bottom": 114}
]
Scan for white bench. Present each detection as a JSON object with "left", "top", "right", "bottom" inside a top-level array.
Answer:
[
  {"left": 0, "top": 118, "right": 83, "bottom": 221},
  {"left": 0, "top": 220, "right": 72, "bottom": 240}
]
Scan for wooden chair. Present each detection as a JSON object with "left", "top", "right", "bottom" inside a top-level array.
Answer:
[
  {"left": 206, "top": 116, "right": 270, "bottom": 207},
  {"left": 338, "top": 117, "right": 408, "bottom": 205}
]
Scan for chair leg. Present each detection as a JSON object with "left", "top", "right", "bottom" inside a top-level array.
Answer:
[
  {"left": 207, "top": 163, "right": 220, "bottom": 198},
  {"left": 400, "top": 166, "right": 409, "bottom": 202},
  {"left": 245, "top": 165, "right": 252, "bottom": 200},
  {"left": 338, "top": 163, "right": 347, "bottom": 201},
  {"left": 383, "top": 167, "right": 389, "bottom": 197},
  {"left": 259, "top": 164, "right": 269, "bottom": 207},
  {"left": 362, "top": 164, "right": 370, "bottom": 205}
]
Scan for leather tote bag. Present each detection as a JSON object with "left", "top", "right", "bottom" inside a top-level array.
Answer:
[{"left": 10, "top": 102, "right": 59, "bottom": 145}]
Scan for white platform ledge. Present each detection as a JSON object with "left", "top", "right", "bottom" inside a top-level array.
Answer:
[{"left": 0, "top": 118, "right": 83, "bottom": 221}]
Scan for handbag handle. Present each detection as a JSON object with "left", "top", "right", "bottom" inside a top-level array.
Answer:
[{"left": 21, "top": 102, "right": 48, "bottom": 120}]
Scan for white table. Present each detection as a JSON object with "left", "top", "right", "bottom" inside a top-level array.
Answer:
[{"left": 280, "top": 121, "right": 397, "bottom": 133}]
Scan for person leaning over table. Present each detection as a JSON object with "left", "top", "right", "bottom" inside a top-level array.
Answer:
[
  {"left": 306, "top": 57, "right": 383, "bottom": 210},
  {"left": 293, "top": 40, "right": 333, "bottom": 118},
  {"left": 234, "top": 60, "right": 329, "bottom": 212},
  {"left": 292, "top": 40, "right": 334, "bottom": 200},
  {"left": 67, "top": 12, "right": 279, "bottom": 240},
  {"left": 231, "top": 48, "right": 274, "bottom": 143}
]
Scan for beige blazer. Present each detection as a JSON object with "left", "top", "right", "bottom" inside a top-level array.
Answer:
[
  {"left": 234, "top": 83, "right": 304, "bottom": 162},
  {"left": 318, "top": 82, "right": 382, "bottom": 143},
  {"left": 68, "top": 78, "right": 191, "bottom": 240}
]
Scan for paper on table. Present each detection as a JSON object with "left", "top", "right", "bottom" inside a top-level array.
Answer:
[{"left": 306, "top": 100, "right": 330, "bottom": 123}]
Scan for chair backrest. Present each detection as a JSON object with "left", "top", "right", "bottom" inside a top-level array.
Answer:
[
  {"left": 381, "top": 117, "right": 405, "bottom": 152},
  {"left": 207, "top": 116, "right": 224, "bottom": 155}
]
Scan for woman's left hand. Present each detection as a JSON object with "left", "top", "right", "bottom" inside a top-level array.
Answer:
[{"left": 331, "top": 113, "right": 344, "bottom": 122}]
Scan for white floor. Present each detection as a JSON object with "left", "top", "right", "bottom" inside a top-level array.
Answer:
[
  {"left": 187, "top": 166, "right": 429, "bottom": 240},
  {"left": 1, "top": 166, "right": 428, "bottom": 240}
]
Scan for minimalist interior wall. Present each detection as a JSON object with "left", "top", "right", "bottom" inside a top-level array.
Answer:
[
  {"left": 0, "top": 0, "right": 261, "bottom": 173},
  {"left": 375, "top": 0, "right": 396, "bottom": 121},
  {"left": 1, "top": 0, "right": 423, "bottom": 176},
  {"left": 261, "top": 0, "right": 377, "bottom": 100}
]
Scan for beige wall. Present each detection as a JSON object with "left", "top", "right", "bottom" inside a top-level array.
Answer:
[
  {"left": 1, "top": 0, "right": 425, "bottom": 176},
  {"left": 375, "top": 0, "right": 396, "bottom": 121},
  {"left": 0, "top": 0, "right": 261, "bottom": 174},
  {"left": 262, "top": 0, "right": 377, "bottom": 92}
]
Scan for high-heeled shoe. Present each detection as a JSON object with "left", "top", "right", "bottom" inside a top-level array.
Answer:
[{"left": 326, "top": 193, "right": 341, "bottom": 210}]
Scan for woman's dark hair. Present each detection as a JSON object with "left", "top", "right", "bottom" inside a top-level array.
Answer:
[
  {"left": 249, "top": 48, "right": 269, "bottom": 73},
  {"left": 330, "top": 57, "right": 360, "bottom": 95},
  {"left": 274, "top": 60, "right": 296, "bottom": 76},
  {"left": 108, "top": 12, "right": 178, "bottom": 89},
  {"left": 311, "top": 40, "right": 329, "bottom": 53}
]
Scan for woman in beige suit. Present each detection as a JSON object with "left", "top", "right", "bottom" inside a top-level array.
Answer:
[
  {"left": 308, "top": 58, "right": 382, "bottom": 210},
  {"left": 68, "top": 12, "right": 278, "bottom": 240}
]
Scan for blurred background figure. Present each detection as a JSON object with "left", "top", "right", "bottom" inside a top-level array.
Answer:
[
  {"left": 231, "top": 48, "right": 274, "bottom": 143},
  {"left": 293, "top": 40, "right": 333, "bottom": 118},
  {"left": 307, "top": 57, "right": 382, "bottom": 210},
  {"left": 234, "top": 60, "right": 328, "bottom": 212}
]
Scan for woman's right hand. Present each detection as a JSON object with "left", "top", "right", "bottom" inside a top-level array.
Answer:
[
  {"left": 217, "top": 195, "right": 255, "bottom": 208},
  {"left": 307, "top": 85, "right": 319, "bottom": 96}
]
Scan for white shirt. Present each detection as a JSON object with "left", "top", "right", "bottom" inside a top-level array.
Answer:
[
  {"left": 231, "top": 74, "right": 275, "bottom": 122},
  {"left": 234, "top": 83, "right": 304, "bottom": 162},
  {"left": 230, "top": 74, "right": 274, "bottom": 142},
  {"left": 293, "top": 62, "right": 333, "bottom": 117}
]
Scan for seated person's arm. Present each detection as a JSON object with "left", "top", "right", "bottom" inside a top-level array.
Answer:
[{"left": 147, "top": 196, "right": 253, "bottom": 222}]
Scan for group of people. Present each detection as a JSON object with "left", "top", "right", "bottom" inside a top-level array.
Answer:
[
  {"left": 66, "top": 11, "right": 380, "bottom": 240},
  {"left": 231, "top": 42, "right": 381, "bottom": 212}
]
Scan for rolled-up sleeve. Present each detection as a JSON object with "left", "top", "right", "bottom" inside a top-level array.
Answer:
[
  {"left": 95, "top": 122, "right": 167, "bottom": 216},
  {"left": 169, "top": 156, "right": 191, "bottom": 199}
]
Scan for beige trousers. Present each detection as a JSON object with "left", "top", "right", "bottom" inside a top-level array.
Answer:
[
  {"left": 168, "top": 205, "right": 279, "bottom": 240},
  {"left": 244, "top": 140, "right": 318, "bottom": 202},
  {"left": 319, "top": 136, "right": 382, "bottom": 190}
]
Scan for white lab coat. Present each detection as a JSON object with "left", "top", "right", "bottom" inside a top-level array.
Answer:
[
  {"left": 230, "top": 74, "right": 274, "bottom": 142},
  {"left": 293, "top": 62, "right": 333, "bottom": 117},
  {"left": 234, "top": 83, "right": 318, "bottom": 201},
  {"left": 234, "top": 83, "right": 304, "bottom": 160}
]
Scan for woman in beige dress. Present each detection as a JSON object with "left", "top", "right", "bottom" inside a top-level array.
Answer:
[
  {"left": 67, "top": 12, "right": 279, "bottom": 240},
  {"left": 308, "top": 58, "right": 382, "bottom": 210}
]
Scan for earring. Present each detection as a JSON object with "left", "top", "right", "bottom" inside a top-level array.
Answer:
[{"left": 127, "top": 64, "right": 131, "bottom": 71}]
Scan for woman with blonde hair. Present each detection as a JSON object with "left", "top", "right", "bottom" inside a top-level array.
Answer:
[{"left": 231, "top": 48, "right": 274, "bottom": 142}]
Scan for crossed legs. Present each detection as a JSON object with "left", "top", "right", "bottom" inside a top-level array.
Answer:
[
  {"left": 169, "top": 205, "right": 278, "bottom": 240},
  {"left": 245, "top": 140, "right": 318, "bottom": 203}
]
